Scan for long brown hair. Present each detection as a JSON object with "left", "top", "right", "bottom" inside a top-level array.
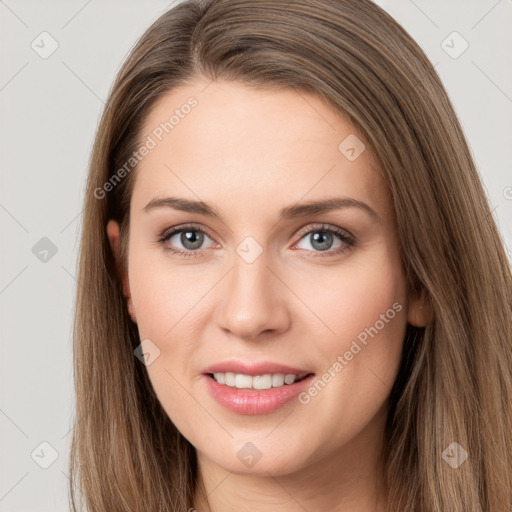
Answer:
[{"left": 69, "top": 0, "right": 512, "bottom": 510}]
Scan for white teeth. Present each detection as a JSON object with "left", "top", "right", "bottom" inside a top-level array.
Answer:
[
  {"left": 211, "top": 372, "right": 304, "bottom": 389},
  {"left": 253, "top": 374, "right": 272, "bottom": 390},
  {"left": 235, "top": 374, "right": 253, "bottom": 389},
  {"left": 225, "top": 372, "right": 236, "bottom": 387},
  {"left": 272, "top": 373, "right": 285, "bottom": 387},
  {"left": 214, "top": 372, "right": 225, "bottom": 385},
  {"left": 284, "top": 374, "right": 296, "bottom": 385}
]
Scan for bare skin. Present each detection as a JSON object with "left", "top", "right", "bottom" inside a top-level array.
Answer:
[{"left": 107, "top": 78, "right": 431, "bottom": 512}]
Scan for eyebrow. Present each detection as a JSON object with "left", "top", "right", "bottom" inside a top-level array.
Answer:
[{"left": 143, "top": 196, "right": 379, "bottom": 220}]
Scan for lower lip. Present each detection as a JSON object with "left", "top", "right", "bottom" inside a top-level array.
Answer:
[{"left": 204, "top": 374, "right": 315, "bottom": 415}]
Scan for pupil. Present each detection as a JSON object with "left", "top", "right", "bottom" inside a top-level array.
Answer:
[
  {"left": 312, "top": 231, "right": 332, "bottom": 251},
  {"left": 182, "top": 230, "right": 203, "bottom": 249}
]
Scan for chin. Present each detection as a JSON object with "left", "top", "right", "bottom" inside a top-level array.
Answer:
[{"left": 198, "top": 436, "right": 316, "bottom": 477}]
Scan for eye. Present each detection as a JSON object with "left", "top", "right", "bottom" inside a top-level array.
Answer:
[
  {"left": 157, "top": 222, "right": 355, "bottom": 259},
  {"left": 158, "top": 224, "right": 216, "bottom": 258},
  {"left": 293, "top": 224, "right": 355, "bottom": 257}
]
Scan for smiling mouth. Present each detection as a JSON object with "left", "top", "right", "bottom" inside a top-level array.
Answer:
[{"left": 207, "top": 372, "right": 314, "bottom": 390}]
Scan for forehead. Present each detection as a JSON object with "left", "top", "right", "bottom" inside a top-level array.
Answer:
[{"left": 132, "top": 79, "right": 389, "bottom": 220}]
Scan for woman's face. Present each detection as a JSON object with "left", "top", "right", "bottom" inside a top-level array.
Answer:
[{"left": 108, "top": 79, "right": 426, "bottom": 476}]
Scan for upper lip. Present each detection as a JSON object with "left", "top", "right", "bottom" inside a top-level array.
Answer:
[{"left": 202, "top": 361, "right": 314, "bottom": 378}]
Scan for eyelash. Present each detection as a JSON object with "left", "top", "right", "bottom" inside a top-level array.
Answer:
[{"left": 157, "top": 223, "right": 356, "bottom": 259}]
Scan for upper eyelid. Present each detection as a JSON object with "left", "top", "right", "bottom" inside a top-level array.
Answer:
[
  {"left": 160, "top": 222, "right": 353, "bottom": 245},
  {"left": 294, "top": 223, "right": 353, "bottom": 239},
  {"left": 161, "top": 223, "right": 216, "bottom": 241}
]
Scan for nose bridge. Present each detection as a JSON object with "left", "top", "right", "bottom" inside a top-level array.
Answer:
[{"left": 216, "top": 239, "right": 289, "bottom": 339}]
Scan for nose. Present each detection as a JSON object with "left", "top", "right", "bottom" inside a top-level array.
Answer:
[{"left": 215, "top": 249, "right": 291, "bottom": 341}]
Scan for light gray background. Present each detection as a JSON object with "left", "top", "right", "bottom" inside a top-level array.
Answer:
[{"left": 1, "top": 1, "right": 511, "bottom": 510}]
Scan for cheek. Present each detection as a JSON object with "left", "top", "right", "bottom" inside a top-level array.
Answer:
[
  {"left": 289, "top": 249, "right": 407, "bottom": 448},
  {"left": 290, "top": 250, "right": 408, "bottom": 435},
  {"left": 293, "top": 246, "right": 407, "bottom": 358},
  {"left": 128, "top": 246, "right": 206, "bottom": 339},
  {"left": 127, "top": 252, "right": 206, "bottom": 433},
  {"left": 127, "top": 245, "right": 213, "bottom": 398}
]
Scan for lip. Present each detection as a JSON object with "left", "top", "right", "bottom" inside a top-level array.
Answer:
[
  {"left": 202, "top": 360, "right": 312, "bottom": 378},
  {"left": 204, "top": 374, "right": 315, "bottom": 415},
  {"left": 202, "top": 360, "right": 315, "bottom": 416}
]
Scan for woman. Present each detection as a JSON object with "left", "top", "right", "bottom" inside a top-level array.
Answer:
[{"left": 69, "top": 0, "right": 512, "bottom": 510}]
